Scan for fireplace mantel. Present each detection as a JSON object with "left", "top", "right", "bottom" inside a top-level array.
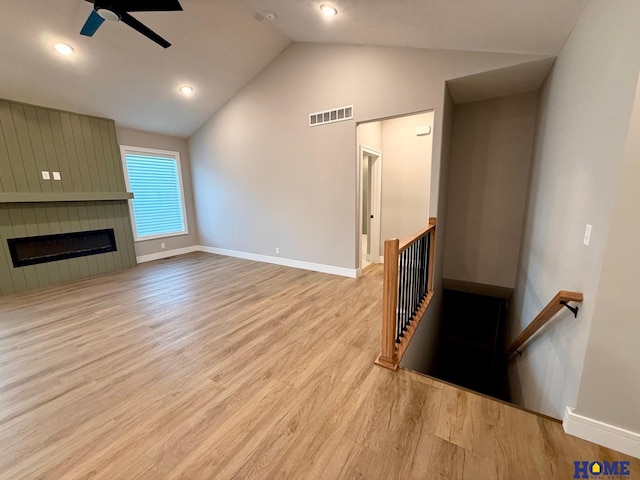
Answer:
[{"left": 0, "top": 192, "right": 134, "bottom": 203}]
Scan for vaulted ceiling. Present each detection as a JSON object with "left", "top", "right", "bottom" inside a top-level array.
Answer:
[
  {"left": 0, "top": 0, "right": 588, "bottom": 138},
  {"left": 0, "top": 0, "right": 291, "bottom": 137},
  {"left": 243, "top": 0, "right": 589, "bottom": 55}
]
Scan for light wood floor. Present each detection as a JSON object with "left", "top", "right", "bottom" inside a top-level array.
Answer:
[{"left": 0, "top": 252, "right": 636, "bottom": 479}]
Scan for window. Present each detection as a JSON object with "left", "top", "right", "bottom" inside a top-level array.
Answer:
[{"left": 120, "top": 146, "right": 188, "bottom": 241}]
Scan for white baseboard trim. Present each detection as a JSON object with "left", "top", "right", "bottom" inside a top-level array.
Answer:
[
  {"left": 563, "top": 406, "right": 640, "bottom": 459},
  {"left": 136, "top": 245, "right": 200, "bottom": 264},
  {"left": 199, "top": 246, "right": 357, "bottom": 278}
]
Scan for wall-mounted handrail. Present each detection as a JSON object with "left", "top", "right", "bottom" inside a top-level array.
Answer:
[
  {"left": 506, "top": 290, "right": 584, "bottom": 358},
  {"left": 376, "top": 218, "right": 436, "bottom": 370}
]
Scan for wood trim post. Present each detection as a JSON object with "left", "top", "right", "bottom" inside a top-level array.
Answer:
[
  {"left": 375, "top": 238, "right": 399, "bottom": 370},
  {"left": 427, "top": 218, "right": 436, "bottom": 292}
]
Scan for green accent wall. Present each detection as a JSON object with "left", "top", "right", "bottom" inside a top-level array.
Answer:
[{"left": 0, "top": 99, "right": 137, "bottom": 296}]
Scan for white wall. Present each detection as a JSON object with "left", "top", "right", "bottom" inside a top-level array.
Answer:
[
  {"left": 357, "top": 121, "right": 381, "bottom": 152},
  {"left": 116, "top": 127, "right": 199, "bottom": 258},
  {"left": 358, "top": 112, "right": 434, "bottom": 258},
  {"left": 189, "top": 42, "right": 543, "bottom": 272},
  {"left": 380, "top": 112, "right": 433, "bottom": 248},
  {"left": 508, "top": 0, "right": 640, "bottom": 420},
  {"left": 444, "top": 92, "right": 538, "bottom": 288},
  {"left": 401, "top": 87, "right": 455, "bottom": 373},
  {"left": 574, "top": 74, "right": 640, "bottom": 434}
]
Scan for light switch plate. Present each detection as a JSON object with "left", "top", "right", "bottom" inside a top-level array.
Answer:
[
  {"left": 583, "top": 224, "right": 592, "bottom": 246},
  {"left": 41, "top": 171, "right": 50, "bottom": 180},
  {"left": 52, "top": 171, "right": 61, "bottom": 181},
  {"left": 416, "top": 125, "right": 432, "bottom": 136}
]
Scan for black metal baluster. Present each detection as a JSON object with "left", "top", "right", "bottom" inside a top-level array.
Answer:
[
  {"left": 418, "top": 238, "right": 422, "bottom": 302},
  {"left": 415, "top": 240, "right": 420, "bottom": 313},
  {"left": 407, "top": 243, "right": 412, "bottom": 320},
  {"left": 396, "top": 251, "right": 404, "bottom": 343},
  {"left": 403, "top": 247, "right": 409, "bottom": 332},
  {"left": 407, "top": 245, "right": 412, "bottom": 323},
  {"left": 425, "top": 233, "right": 431, "bottom": 293},
  {"left": 400, "top": 251, "right": 407, "bottom": 337},
  {"left": 400, "top": 249, "right": 405, "bottom": 338},
  {"left": 413, "top": 242, "right": 420, "bottom": 317},
  {"left": 420, "top": 234, "right": 429, "bottom": 300},
  {"left": 404, "top": 246, "right": 410, "bottom": 328}
]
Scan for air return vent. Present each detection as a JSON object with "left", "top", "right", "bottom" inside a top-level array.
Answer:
[{"left": 309, "top": 105, "right": 353, "bottom": 127}]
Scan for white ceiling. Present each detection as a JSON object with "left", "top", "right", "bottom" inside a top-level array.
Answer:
[
  {"left": 0, "top": 0, "right": 291, "bottom": 137},
  {"left": 0, "top": 0, "right": 588, "bottom": 138},
  {"left": 448, "top": 58, "right": 557, "bottom": 105},
  {"left": 243, "top": 0, "right": 588, "bottom": 55}
]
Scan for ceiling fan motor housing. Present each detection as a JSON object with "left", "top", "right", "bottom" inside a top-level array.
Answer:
[{"left": 95, "top": 3, "right": 121, "bottom": 21}]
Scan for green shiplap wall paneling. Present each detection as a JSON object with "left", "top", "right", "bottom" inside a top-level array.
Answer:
[
  {"left": 0, "top": 99, "right": 137, "bottom": 296},
  {"left": 0, "top": 99, "right": 127, "bottom": 194}
]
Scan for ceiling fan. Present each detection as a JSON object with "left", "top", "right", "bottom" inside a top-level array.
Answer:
[{"left": 80, "top": 0, "right": 183, "bottom": 49}]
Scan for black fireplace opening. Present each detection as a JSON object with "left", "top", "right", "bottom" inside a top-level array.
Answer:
[{"left": 8, "top": 229, "right": 117, "bottom": 268}]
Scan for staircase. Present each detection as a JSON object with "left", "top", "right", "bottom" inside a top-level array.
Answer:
[{"left": 431, "top": 289, "right": 510, "bottom": 400}]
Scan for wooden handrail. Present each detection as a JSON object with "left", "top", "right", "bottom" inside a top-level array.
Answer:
[
  {"left": 399, "top": 221, "right": 436, "bottom": 252},
  {"left": 506, "top": 290, "right": 584, "bottom": 357},
  {"left": 376, "top": 218, "right": 437, "bottom": 370}
]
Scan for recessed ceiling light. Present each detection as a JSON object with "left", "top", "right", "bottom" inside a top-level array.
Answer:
[
  {"left": 320, "top": 4, "right": 338, "bottom": 17},
  {"left": 263, "top": 11, "right": 276, "bottom": 21},
  {"left": 52, "top": 42, "right": 74, "bottom": 56},
  {"left": 179, "top": 85, "right": 194, "bottom": 95}
]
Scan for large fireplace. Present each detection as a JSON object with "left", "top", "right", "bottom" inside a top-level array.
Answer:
[{"left": 8, "top": 229, "right": 118, "bottom": 268}]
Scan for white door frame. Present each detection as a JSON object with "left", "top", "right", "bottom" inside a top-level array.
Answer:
[{"left": 359, "top": 145, "right": 382, "bottom": 267}]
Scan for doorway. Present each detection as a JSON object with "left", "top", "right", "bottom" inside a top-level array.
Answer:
[
  {"left": 356, "top": 110, "right": 434, "bottom": 274},
  {"left": 360, "top": 146, "right": 382, "bottom": 270}
]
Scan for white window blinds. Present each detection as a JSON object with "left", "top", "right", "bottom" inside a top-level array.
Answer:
[{"left": 122, "top": 149, "right": 187, "bottom": 241}]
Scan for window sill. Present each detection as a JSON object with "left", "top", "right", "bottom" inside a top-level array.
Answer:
[{"left": 134, "top": 231, "right": 190, "bottom": 242}]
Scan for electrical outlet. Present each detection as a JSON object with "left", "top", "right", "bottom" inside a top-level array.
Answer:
[
  {"left": 52, "top": 171, "right": 61, "bottom": 181},
  {"left": 583, "top": 224, "right": 592, "bottom": 246},
  {"left": 160, "top": 242, "right": 166, "bottom": 249},
  {"left": 275, "top": 247, "right": 280, "bottom": 255},
  {"left": 41, "top": 171, "right": 50, "bottom": 180}
]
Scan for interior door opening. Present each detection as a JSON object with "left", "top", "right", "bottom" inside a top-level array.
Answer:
[
  {"left": 359, "top": 146, "right": 382, "bottom": 270},
  {"left": 355, "top": 110, "right": 434, "bottom": 274}
]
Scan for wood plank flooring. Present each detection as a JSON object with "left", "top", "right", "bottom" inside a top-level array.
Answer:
[{"left": 0, "top": 252, "right": 636, "bottom": 479}]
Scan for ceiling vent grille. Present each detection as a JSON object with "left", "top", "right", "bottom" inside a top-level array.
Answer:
[{"left": 309, "top": 105, "right": 353, "bottom": 127}]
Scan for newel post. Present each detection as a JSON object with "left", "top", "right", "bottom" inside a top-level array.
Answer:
[
  {"left": 375, "top": 238, "right": 399, "bottom": 370},
  {"left": 427, "top": 217, "right": 436, "bottom": 292}
]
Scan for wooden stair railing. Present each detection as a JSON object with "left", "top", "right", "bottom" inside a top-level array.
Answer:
[
  {"left": 375, "top": 218, "right": 436, "bottom": 370},
  {"left": 506, "top": 290, "right": 584, "bottom": 358}
]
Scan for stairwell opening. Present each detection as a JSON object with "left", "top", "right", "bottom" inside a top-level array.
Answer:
[{"left": 399, "top": 77, "right": 546, "bottom": 404}]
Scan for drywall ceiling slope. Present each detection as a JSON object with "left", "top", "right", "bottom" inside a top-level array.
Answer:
[
  {"left": 242, "top": 0, "right": 588, "bottom": 55},
  {"left": 0, "top": 0, "right": 291, "bottom": 138},
  {"left": 448, "top": 57, "right": 556, "bottom": 104}
]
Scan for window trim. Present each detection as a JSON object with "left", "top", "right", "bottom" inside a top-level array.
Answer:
[{"left": 120, "top": 145, "right": 189, "bottom": 242}]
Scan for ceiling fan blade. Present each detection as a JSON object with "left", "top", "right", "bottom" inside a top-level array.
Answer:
[
  {"left": 80, "top": 9, "right": 105, "bottom": 37},
  {"left": 120, "top": 12, "right": 171, "bottom": 48},
  {"left": 124, "top": 0, "right": 182, "bottom": 12}
]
